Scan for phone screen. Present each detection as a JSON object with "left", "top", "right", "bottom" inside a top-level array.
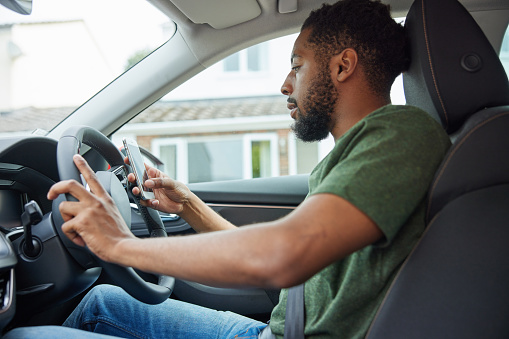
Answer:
[{"left": 123, "top": 138, "right": 155, "bottom": 200}]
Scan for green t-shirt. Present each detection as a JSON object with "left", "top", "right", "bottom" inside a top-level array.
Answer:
[{"left": 269, "top": 105, "right": 451, "bottom": 338}]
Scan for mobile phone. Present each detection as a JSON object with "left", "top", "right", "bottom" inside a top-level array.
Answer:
[{"left": 122, "top": 137, "right": 155, "bottom": 200}]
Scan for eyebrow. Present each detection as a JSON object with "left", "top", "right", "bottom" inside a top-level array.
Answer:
[{"left": 291, "top": 53, "right": 302, "bottom": 63}]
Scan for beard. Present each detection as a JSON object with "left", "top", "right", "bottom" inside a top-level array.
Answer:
[{"left": 291, "top": 69, "right": 338, "bottom": 142}]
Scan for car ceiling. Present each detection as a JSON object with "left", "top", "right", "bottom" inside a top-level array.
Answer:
[{"left": 147, "top": 0, "right": 509, "bottom": 68}]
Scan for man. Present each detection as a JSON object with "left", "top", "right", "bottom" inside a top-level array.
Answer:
[{"left": 5, "top": 0, "right": 451, "bottom": 338}]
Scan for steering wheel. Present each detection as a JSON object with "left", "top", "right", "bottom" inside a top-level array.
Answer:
[{"left": 51, "top": 125, "right": 174, "bottom": 304}]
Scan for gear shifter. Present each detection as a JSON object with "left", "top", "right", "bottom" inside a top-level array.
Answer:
[{"left": 21, "top": 200, "right": 43, "bottom": 258}]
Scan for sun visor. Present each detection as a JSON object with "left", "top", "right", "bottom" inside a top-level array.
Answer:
[{"left": 171, "top": 0, "right": 261, "bottom": 29}]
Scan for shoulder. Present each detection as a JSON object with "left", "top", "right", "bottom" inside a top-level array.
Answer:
[
  {"left": 363, "top": 104, "right": 443, "bottom": 132},
  {"left": 350, "top": 104, "right": 451, "bottom": 153}
]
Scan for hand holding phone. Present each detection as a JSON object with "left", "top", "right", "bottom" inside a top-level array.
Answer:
[{"left": 122, "top": 137, "right": 155, "bottom": 200}]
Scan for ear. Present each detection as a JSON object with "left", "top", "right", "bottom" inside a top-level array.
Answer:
[{"left": 331, "top": 48, "right": 358, "bottom": 83}]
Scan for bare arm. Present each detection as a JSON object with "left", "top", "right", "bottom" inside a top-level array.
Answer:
[
  {"left": 115, "top": 193, "right": 382, "bottom": 288},
  {"left": 49, "top": 155, "right": 382, "bottom": 289}
]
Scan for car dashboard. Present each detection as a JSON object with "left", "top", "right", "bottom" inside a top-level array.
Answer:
[
  {"left": 0, "top": 137, "right": 59, "bottom": 225},
  {"left": 0, "top": 136, "right": 61, "bottom": 329}
]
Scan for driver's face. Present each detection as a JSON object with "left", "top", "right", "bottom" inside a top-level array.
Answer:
[{"left": 281, "top": 28, "right": 338, "bottom": 142}]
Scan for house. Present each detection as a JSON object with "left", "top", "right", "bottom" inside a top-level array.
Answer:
[{"left": 3, "top": 2, "right": 507, "bottom": 183}]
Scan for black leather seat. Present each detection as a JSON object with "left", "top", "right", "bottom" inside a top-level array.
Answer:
[{"left": 366, "top": 0, "right": 509, "bottom": 338}]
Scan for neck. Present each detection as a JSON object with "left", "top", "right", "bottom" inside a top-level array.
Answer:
[{"left": 330, "top": 93, "right": 390, "bottom": 141}]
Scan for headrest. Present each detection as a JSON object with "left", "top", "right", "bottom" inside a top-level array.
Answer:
[{"left": 403, "top": 0, "right": 509, "bottom": 134}]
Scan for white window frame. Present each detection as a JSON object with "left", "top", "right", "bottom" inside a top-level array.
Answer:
[
  {"left": 152, "top": 137, "right": 188, "bottom": 182},
  {"left": 152, "top": 132, "right": 279, "bottom": 183},
  {"left": 243, "top": 133, "right": 280, "bottom": 179}
]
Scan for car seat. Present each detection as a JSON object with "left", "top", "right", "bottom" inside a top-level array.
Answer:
[{"left": 365, "top": 0, "right": 509, "bottom": 338}]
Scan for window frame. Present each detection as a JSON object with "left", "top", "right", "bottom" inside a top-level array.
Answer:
[
  {"left": 221, "top": 44, "right": 269, "bottom": 76},
  {"left": 152, "top": 132, "right": 279, "bottom": 183}
]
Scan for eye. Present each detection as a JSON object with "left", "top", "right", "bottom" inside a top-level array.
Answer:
[{"left": 292, "top": 66, "right": 301, "bottom": 72}]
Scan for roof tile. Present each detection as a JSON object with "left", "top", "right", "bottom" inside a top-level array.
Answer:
[{"left": 0, "top": 96, "right": 288, "bottom": 133}]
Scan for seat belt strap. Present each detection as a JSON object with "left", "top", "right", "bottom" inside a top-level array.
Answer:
[{"left": 284, "top": 283, "right": 305, "bottom": 339}]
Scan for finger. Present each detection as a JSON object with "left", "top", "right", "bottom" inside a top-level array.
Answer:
[
  {"left": 48, "top": 179, "right": 93, "bottom": 201},
  {"left": 128, "top": 184, "right": 157, "bottom": 208},
  {"left": 144, "top": 177, "right": 176, "bottom": 189},
  {"left": 73, "top": 154, "right": 108, "bottom": 197},
  {"left": 58, "top": 201, "right": 82, "bottom": 221},
  {"left": 143, "top": 179, "right": 155, "bottom": 188},
  {"left": 130, "top": 187, "right": 159, "bottom": 207},
  {"left": 127, "top": 173, "right": 136, "bottom": 183},
  {"left": 60, "top": 210, "right": 74, "bottom": 222},
  {"left": 135, "top": 197, "right": 150, "bottom": 206},
  {"left": 142, "top": 198, "right": 159, "bottom": 208},
  {"left": 61, "top": 219, "right": 86, "bottom": 247},
  {"left": 124, "top": 156, "right": 130, "bottom": 165},
  {"left": 147, "top": 166, "right": 163, "bottom": 179}
]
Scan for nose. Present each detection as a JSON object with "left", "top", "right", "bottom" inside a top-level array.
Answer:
[{"left": 281, "top": 72, "right": 293, "bottom": 96}]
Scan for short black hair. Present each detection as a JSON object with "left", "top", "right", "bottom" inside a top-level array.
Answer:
[{"left": 302, "top": 0, "right": 408, "bottom": 98}]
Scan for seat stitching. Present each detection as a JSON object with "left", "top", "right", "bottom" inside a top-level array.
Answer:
[
  {"left": 422, "top": 0, "right": 449, "bottom": 129},
  {"left": 426, "top": 111, "right": 509, "bottom": 220}
]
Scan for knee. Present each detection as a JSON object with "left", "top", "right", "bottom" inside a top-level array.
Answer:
[
  {"left": 83, "top": 284, "right": 129, "bottom": 311},
  {"left": 74, "top": 284, "right": 131, "bottom": 319},
  {"left": 87, "top": 284, "right": 125, "bottom": 300},
  {"left": 64, "top": 284, "right": 132, "bottom": 329}
]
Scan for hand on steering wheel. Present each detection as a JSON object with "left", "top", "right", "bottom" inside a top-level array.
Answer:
[
  {"left": 49, "top": 154, "right": 135, "bottom": 262},
  {"left": 51, "top": 126, "right": 173, "bottom": 304}
]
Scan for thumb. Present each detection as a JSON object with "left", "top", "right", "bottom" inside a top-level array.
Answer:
[{"left": 144, "top": 177, "right": 177, "bottom": 190}]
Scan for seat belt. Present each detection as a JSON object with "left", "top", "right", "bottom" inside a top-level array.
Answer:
[{"left": 284, "top": 283, "right": 305, "bottom": 339}]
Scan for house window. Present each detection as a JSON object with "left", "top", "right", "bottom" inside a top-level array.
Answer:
[
  {"left": 223, "top": 53, "right": 240, "bottom": 72},
  {"left": 223, "top": 44, "right": 266, "bottom": 73},
  {"left": 294, "top": 139, "right": 319, "bottom": 174},
  {"left": 153, "top": 133, "right": 278, "bottom": 184},
  {"left": 188, "top": 139, "right": 243, "bottom": 182},
  {"left": 159, "top": 144, "right": 178, "bottom": 179},
  {"left": 287, "top": 133, "right": 335, "bottom": 175},
  {"left": 251, "top": 140, "right": 271, "bottom": 177}
]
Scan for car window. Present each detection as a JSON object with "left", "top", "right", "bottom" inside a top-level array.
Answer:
[
  {"left": 113, "top": 34, "right": 406, "bottom": 184},
  {"left": 0, "top": 0, "right": 171, "bottom": 136},
  {"left": 500, "top": 24, "right": 509, "bottom": 75}
]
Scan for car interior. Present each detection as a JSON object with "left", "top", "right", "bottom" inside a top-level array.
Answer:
[
  {"left": 367, "top": 0, "right": 509, "bottom": 337},
  {"left": 0, "top": 0, "right": 508, "bottom": 337}
]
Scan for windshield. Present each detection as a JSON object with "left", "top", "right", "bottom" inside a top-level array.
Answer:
[{"left": 0, "top": 0, "right": 171, "bottom": 136}]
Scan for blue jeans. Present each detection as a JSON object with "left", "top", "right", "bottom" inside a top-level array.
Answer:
[{"left": 4, "top": 284, "right": 268, "bottom": 339}]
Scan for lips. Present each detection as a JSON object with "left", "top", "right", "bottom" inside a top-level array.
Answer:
[{"left": 287, "top": 102, "right": 298, "bottom": 119}]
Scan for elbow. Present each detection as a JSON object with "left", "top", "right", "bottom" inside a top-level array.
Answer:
[
  {"left": 255, "top": 251, "right": 309, "bottom": 289},
  {"left": 270, "top": 273, "right": 305, "bottom": 289},
  {"left": 243, "top": 223, "right": 314, "bottom": 289}
]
